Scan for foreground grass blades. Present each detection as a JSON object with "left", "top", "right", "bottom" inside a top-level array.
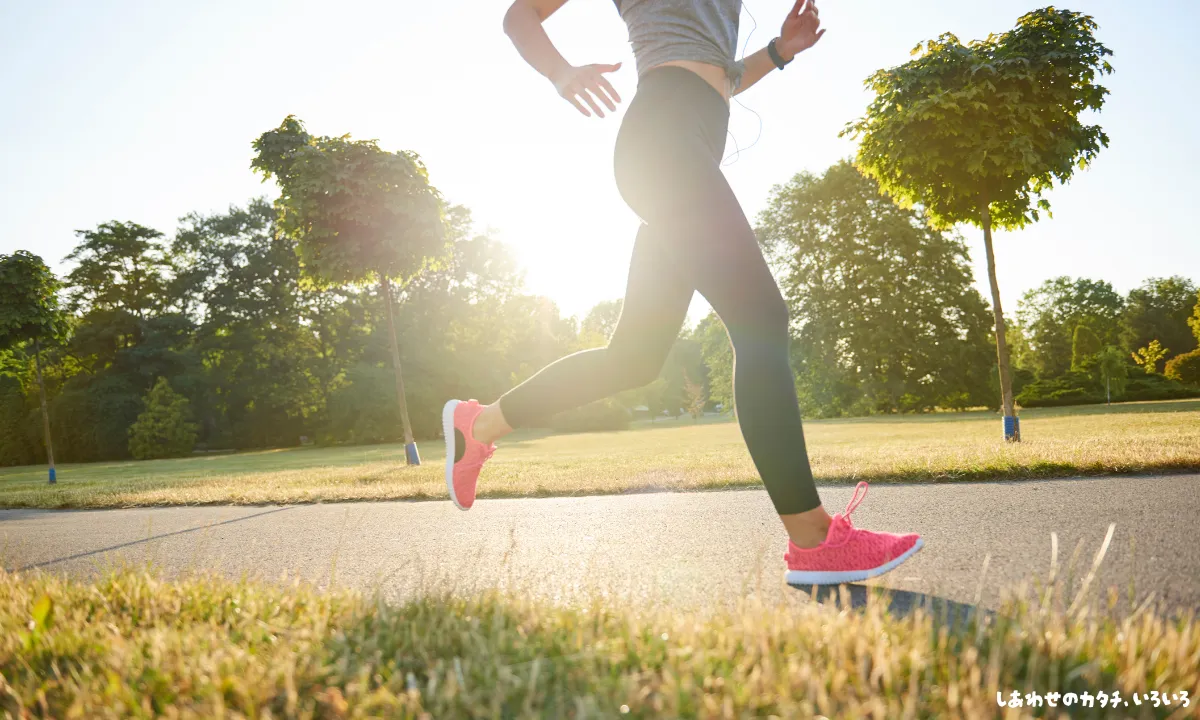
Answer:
[
  {"left": 1, "top": 400, "right": 1198, "bottom": 510},
  {"left": 0, "top": 568, "right": 1197, "bottom": 718}
]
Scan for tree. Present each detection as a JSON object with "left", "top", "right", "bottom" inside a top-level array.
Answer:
[
  {"left": 1095, "top": 345, "right": 1127, "bottom": 404},
  {"left": 65, "top": 221, "right": 171, "bottom": 318},
  {"left": 252, "top": 116, "right": 449, "bottom": 464},
  {"left": 1189, "top": 290, "right": 1200, "bottom": 343},
  {"left": 844, "top": 7, "right": 1113, "bottom": 439},
  {"left": 696, "top": 312, "right": 733, "bottom": 412},
  {"left": 756, "top": 161, "right": 994, "bottom": 416},
  {"left": 1164, "top": 349, "right": 1200, "bottom": 386},
  {"left": 128, "top": 377, "right": 198, "bottom": 459},
  {"left": 1121, "top": 276, "right": 1199, "bottom": 362},
  {"left": 0, "top": 251, "right": 67, "bottom": 483},
  {"left": 1131, "top": 340, "right": 1168, "bottom": 375},
  {"left": 1017, "top": 277, "right": 1123, "bottom": 377},
  {"left": 682, "top": 371, "right": 706, "bottom": 420},
  {"left": 172, "top": 200, "right": 319, "bottom": 449},
  {"left": 1071, "top": 324, "right": 1102, "bottom": 372}
]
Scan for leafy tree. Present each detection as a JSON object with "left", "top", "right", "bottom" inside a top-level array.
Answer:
[
  {"left": 1071, "top": 325, "right": 1102, "bottom": 372},
  {"left": 1017, "top": 277, "right": 1123, "bottom": 377},
  {"left": 1121, "top": 276, "right": 1199, "bottom": 362},
  {"left": 172, "top": 201, "right": 319, "bottom": 449},
  {"left": 1164, "top": 349, "right": 1200, "bottom": 387},
  {"left": 0, "top": 251, "right": 67, "bottom": 482},
  {"left": 1131, "top": 340, "right": 1168, "bottom": 375},
  {"left": 65, "top": 221, "right": 171, "bottom": 318},
  {"left": 696, "top": 312, "right": 733, "bottom": 412},
  {"left": 1095, "top": 345, "right": 1128, "bottom": 404},
  {"left": 252, "top": 116, "right": 448, "bottom": 462},
  {"left": 682, "top": 371, "right": 706, "bottom": 420},
  {"left": 756, "top": 161, "right": 994, "bottom": 416},
  {"left": 128, "top": 377, "right": 197, "bottom": 460},
  {"left": 1190, "top": 290, "right": 1200, "bottom": 343},
  {"left": 844, "top": 7, "right": 1113, "bottom": 436}
]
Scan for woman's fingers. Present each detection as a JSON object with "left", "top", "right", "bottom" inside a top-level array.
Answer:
[
  {"left": 558, "top": 64, "right": 623, "bottom": 118},
  {"left": 576, "top": 84, "right": 605, "bottom": 117},
  {"left": 596, "top": 74, "right": 621, "bottom": 106},
  {"left": 564, "top": 89, "right": 592, "bottom": 117},
  {"left": 585, "top": 73, "right": 617, "bottom": 111}
]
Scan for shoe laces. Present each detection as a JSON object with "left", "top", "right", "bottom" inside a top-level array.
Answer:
[{"left": 841, "top": 481, "right": 869, "bottom": 526}]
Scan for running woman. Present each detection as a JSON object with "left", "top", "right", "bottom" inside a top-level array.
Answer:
[{"left": 443, "top": 0, "right": 924, "bottom": 585}]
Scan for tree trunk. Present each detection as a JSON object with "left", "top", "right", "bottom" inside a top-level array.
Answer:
[
  {"left": 33, "top": 338, "right": 57, "bottom": 483},
  {"left": 981, "top": 202, "right": 1019, "bottom": 441},
  {"left": 379, "top": 275, "right": 416, "bottom": 449}
]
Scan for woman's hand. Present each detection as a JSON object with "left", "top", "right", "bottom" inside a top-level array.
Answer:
[
  {"left": 777, "top": 0, "right": 825, "bottom": 62},
  {"left": 551, "top": 63, "right": 622, "bottom": 118}
]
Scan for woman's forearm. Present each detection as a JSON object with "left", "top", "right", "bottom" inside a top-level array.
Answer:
[
  {"left": 503, "top": 5, "right": 572, "bottom": 83},
  {"left": 732, "top": 47, "right": 777, "bottom": 96}
]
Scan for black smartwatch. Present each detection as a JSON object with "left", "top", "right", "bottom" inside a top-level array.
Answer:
[{"left": 768, "top": 37, "right": 792, "bottom": 70}]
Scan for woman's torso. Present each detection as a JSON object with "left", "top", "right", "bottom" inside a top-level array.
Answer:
[{"left": 614, "top": 0, "right": 744, "bottom": 102}]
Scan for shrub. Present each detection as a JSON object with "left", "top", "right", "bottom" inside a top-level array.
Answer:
[
  {"left": 548, "top": 398, "right": 630, "bottom": 433},
  {"left": 1015, "top": 372, "right": 1103, "bottom": 408},
  {"left": 1122, "top": 372, "right": 1200, "bottom": 401},
  {"left": 1164, "top": 348, "right": 1200, "bottom": 387},
  {"left": 1017, "top": 370, "right": 1199, "bottom": 408},
  {"left": 128, "top": 377, "right": 198, "bottom": 460}
]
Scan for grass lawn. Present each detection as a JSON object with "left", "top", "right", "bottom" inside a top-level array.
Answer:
[
  {"left": 1, "top": 399, "right": 1197, "bottom": 509},
  {"left": 1, "top": 567, "right": 1196, "bottom": 718}
]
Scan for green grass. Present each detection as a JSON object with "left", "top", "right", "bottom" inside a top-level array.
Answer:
[
  {"left": 1, "top": 565, "right": 1197, "bottom": 718},
  {"left": 1, "top": 400, "right": 1198, "bottom": 509}
]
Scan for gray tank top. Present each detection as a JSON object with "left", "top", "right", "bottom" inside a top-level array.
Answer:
[{"left": 614, "top": 0, "right": 745, "bottom": 92}]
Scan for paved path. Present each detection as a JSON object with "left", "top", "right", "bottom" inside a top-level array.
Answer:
[{"left": 2, "top": 475, "right": 1197, "bottom": 614}]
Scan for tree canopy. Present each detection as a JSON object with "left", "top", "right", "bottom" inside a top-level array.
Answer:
[
  {"left": 843, "top": 6, "right": 1113, "bottom": 231},
  {"left": 251, "top": 115, "right": 449, "bottom": 286}
]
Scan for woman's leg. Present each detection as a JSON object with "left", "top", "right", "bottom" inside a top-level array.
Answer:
[
  {"left": 609, "top": 67, "right": 829, "bottom": 544},
  {"left": 472, "top": 220, "right": 693, "bottom": 441}
]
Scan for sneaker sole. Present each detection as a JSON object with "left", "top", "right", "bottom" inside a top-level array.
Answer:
[
  {"left": 442, "top": 399, "right": 468, "bottom": 511},
  {"left": 785, "top": 537, "right": 925, "bottom": 586}
]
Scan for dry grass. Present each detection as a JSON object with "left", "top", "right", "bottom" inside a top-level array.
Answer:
[
  {"left": 1, "top": 400, "right": 1197, "bottom": 510},
  {"left": 1, "top": 561, "right": 1197, "bottom": 719}
]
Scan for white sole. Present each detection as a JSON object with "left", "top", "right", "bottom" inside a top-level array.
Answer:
[
  {"left": 785, "top": 537, "right": 925, "bottom": 586},
  {"left": 442, "top": 399, "right": 468, "bottom": 511}
]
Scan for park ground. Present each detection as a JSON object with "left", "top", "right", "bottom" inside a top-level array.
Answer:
[
  {"left": 3, "top": 401, "right": 1199, "bottom": 717},
  {"left": 0, "top": 399, "right": 1197, "bottom": 509}
]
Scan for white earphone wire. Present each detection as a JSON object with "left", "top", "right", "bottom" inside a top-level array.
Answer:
[{"left": 722, "top": 0, "right": 764, "bottom": 167}]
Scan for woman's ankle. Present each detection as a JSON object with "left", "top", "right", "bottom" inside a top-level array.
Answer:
[
  {"left": 472, "top": 402, "right": 513, "bottom": 445},
  {"left": 781, "top": 506, "right": 833, "bottom": 549}
]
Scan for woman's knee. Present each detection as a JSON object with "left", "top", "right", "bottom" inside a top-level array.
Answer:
[
  {"left": 729, "top": 288, "right": 791, "bottom": 349},
  {"left": 604, "top": 338, "right": 668, "bottom": 390}
]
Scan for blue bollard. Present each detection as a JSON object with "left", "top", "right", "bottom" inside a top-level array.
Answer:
[
  {"left": 405, "top": 442, "right": 421, "bottom": 466},
  {"left": 48, "top": 467, "right": 56, "bottom": 484},
  {"left": 1003, "top": 416, "right": 1021, "bottom": 442}
]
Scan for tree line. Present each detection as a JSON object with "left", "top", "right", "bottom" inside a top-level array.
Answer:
[{"left": 2, "top": 157, "right": 1196, "bottom": 467}]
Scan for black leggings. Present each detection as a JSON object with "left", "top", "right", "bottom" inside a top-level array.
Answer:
[{"left": 498, "top": 66, "right": 821, "bottom": 516}]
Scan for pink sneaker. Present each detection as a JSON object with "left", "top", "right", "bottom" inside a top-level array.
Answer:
[
  {"left": 442, "top": 399, "right": 496, "bottom": 511},
  {"left": 785, "top": 482, "right": 923, "bottom": 585}
]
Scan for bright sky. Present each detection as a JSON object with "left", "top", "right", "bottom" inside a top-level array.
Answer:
[{"left": 2, "top": 0, "right": 1196, "bottom": 326}]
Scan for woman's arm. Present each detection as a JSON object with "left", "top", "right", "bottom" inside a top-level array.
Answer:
[
  {"left": 503, "top": 0, "right": 623, "bottom": 118},
  {"left": 733, "top": 0, "right": 825, "bottom": 97}
]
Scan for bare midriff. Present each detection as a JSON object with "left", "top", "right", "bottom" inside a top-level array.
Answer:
[{"left": 645, "top": 60, "right": 732, "bottom": 103}]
